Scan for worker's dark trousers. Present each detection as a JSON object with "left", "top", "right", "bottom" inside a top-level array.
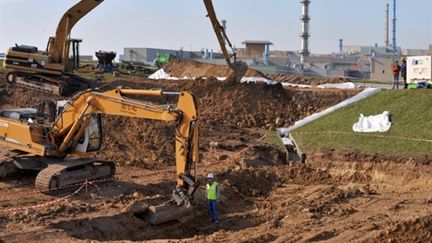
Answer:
[{"left": 208, "top": 200, "right": 219, "bottom": 222}]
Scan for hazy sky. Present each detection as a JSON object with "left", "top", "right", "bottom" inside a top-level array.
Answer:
[{"left": 0, "top": 0, "right": 431, "bottom": 56}]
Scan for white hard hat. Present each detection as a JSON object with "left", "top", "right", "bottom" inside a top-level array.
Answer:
[{"left": 206, "top": 173, "right": 214, "bottom": 179}]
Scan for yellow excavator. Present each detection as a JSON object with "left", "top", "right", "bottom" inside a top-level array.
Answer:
[
  {"left": 0, "top": 88, "right": 199, "bottom": 224},
  {"left": 4, "top": 0, "right": 246, "bottom": 95},
  {"left": 4, "top": 0, "right": 104, "bottom": 95}
]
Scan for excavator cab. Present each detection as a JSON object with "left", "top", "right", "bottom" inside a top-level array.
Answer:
[
  {"left": 75, "top": 114, "right": 103, "bottom": 153},
  {"left": 56, "top": 100, "right": 103, "bottom": 153}
]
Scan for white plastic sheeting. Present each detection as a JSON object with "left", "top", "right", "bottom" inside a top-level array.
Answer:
[
  {"left": 317, "top": 82, "right": 359, "bottom": 89},
  {"left": 352, "top": 111, "right": 392, "bottom": 133},
  {"left": 149, "top": 68, "right": 277, "bottom": 84},
  {"left": 240, "top": 77, "right": 277, "bottom": 85},
  {"left": 149, "top": 68, "right": 359, "bottom": 89},
  {"left": 149, "top": 69, "right": 179, "bottom": 80},
  {"left": 278, "top": 87, "right": 382, "bottom": 133}
]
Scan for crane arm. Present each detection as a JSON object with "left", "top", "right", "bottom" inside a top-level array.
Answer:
[
  {"left": 52, "top": 88, "right": 199, "bottom": 191},
  {"left": 47, "top": 0, "right": 104, "bottom": 65}
]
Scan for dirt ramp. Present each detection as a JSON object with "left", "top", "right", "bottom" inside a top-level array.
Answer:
[{"left": 164, "top": 59, "right": 267, "bottom": 79}]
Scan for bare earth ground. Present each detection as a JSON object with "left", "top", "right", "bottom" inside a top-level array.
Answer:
[{"left": 1, "top": 71, "right": 432, "bottom": 242}]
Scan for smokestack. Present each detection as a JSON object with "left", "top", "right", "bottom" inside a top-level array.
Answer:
[
  {"left": 221, "top": 20, "right": 227, "bottom": 31},
  {"left": 339, "top": 39, "right": 343, "bottom": 54},
  {"left": 385, "top": 3, "right": 389, "bottom": 47},
  {"left": 392, "top": 0, "right": 397, "bottom": 55},
  {"left": 300, "top": 0, "right": 311, "bottom": 64}
]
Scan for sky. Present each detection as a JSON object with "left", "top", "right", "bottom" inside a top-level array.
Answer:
[{"left": 0, "top": 0, "right": 431, "bottom": 56}]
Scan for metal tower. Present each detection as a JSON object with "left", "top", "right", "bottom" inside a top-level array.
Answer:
[{"left": 300, "top": 0, "right": 311, "bottom": 64}]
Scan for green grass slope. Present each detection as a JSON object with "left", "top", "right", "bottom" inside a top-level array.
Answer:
[{"left": 293, "top": 90, "right": 432, "bottom": 157}]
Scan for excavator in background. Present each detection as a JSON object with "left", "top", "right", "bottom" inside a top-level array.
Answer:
[
  {"left": 203, "top": 0, "right": 248, "bottom": 83},
  {"left": 3, "top": 0, "right": 104, "bottom": 95},
  {"left": 4, "top": 0, "right": 247, "bottom": 95},
  {"left": 0, "top": 88, "right": 199, "bottom": 224}
]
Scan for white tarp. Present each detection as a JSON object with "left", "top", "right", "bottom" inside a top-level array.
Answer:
[
  {"left": 149, "top": 68, "right": 179, "bottom": 80},
  {"left": 149, "top": 68, "right": 359, "bottom": 89},
  {"left": 317, "top": 82, "right": 359, "bottom": 89},
  {"left": 278, "top": 87, "right": 382, "bottom": 133},
  {"left": 240, "top": 77, "right": 277, "bottom": 85},
  {"left": 352, "top": 111, "right": 391, "bottom": 133}
]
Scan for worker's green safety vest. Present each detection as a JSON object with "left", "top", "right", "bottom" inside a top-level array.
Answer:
[{"left": 206, "top": 182, "right": 218, "bottom": 200}]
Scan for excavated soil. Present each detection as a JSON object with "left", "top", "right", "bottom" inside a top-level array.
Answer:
[
  {"left": 1, "top": 66, "right": 431, "bottom": 242},
  {"left": 164, "top": 59, "right": 265, "bottom": 79},
  {"left": 164, "top": 59, "right": 352, "bottom": 86},
  {"left": 0, "top": 76, "right": 357, "bottom": 167}
]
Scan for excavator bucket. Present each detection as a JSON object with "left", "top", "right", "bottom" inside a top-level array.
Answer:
[
  {"left": 126, "top": 200, "right": 193, "bottom": 225},
  {"left": 232, "top": 60, "right": 249, "bottom": 82},
  {"left": 226, "top": 60, "right": 248, "bottom": 83}
]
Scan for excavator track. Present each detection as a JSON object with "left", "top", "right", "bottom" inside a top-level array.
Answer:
[
  {"left": 9, "top": 72, "right": 94, "bottom": 96},
  {"left": 0, "top": 149, "right": 21, "bottom": 179},
  {"left": 35, "top": 158, "right": 115, "bottom": 192}
]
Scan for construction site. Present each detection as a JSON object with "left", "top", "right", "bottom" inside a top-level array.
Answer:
[{"left": 1, "top": 0, "right": 432, "bottom": 242}]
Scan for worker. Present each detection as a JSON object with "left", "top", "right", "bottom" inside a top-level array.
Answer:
[
  {"left": 206, "top": 172, "right": 220, "bottom": 223},
  {"left": 391, "top": 60, "right": 401, "bottom": 89},
  {"left": 400, "top": 58, "right": 408, "bottom": 89}
]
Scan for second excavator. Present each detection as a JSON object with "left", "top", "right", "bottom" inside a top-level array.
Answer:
[
  {"left": 203, "top": 0, "right": 248, "bottom": 83},
  {"left": 4, "top": 0, "right": 247, "bottom": 95}
]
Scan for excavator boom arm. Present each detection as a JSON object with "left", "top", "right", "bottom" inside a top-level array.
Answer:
[
  {"left": 52, "top": 88, "right": 199, "bottom": 188},
  {"left": 203, "top": 0, "right": 248, "bottom": 82},
  {"left": 203, "top": 0, "right": 234, "bottom": 65},
  {"left": 48, "top": 0, "right": 104, "bottom": 64}
]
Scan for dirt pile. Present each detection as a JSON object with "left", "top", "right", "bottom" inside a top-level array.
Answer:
[
  {"left": 163, "top": 60, "right": 352, "bottom": 86},
  {"left": 0, "top": 78, "right": 357, "bottom": 167},
  {"left": 309, "top": 148, "right": 432, "bottom": 165},
  {"left": 164, "top": 59, "right": 266, "bottom": 78},
  {"left": 107, "top": 78, "right": 357, "bottom": 129},
  {"left": 368, "top": 216, "right": 432, "bottom": 242}
]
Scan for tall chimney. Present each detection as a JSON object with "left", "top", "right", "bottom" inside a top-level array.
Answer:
[
  {"left": 221, "top": 20, "right": 227, "bottom": 31},
  {"left": 300, "top": 0, "right": 311, "bottom": 64},
  {"left": 392, "top": 0, "right": 397, "bottom": 55},
  {"left": 385, "top": 3, "right": 389, "bottom": 47}
]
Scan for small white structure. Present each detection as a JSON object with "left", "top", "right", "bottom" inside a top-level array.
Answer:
[{"left": 407, "top": 55, "right": 432, "bottom": 84}]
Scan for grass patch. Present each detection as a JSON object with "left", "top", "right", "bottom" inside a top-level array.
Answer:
[
  {"left": 265, "top": 129, "right": 286, "bottom": 154},
  {"left": 293, "top": 90, "right": 432, "bottom": 157}
]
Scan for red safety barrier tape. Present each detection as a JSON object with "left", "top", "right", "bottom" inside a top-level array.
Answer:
[
  {"left": 134, "top": 134, "right": 268, "bottom": 176},
  {"left": 0, "top": 182, "right": 86, "bottom": 214},
  {"left": 206, "top": 134, "right": 268, "bottom": 167},
  {"left": 0, "top": 177, "right": 114, "bottom": 203}
]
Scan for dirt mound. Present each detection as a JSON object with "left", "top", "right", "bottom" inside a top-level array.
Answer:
[
  {"left": 267, "top": 73, "right": 351, "bottom": 85},
  {"left": 369, "top": 216, "right": 432, "bottom": 242},
  {"left": 0, "top": 79, "right": 357, "bottom": 167},
  {"left": 309, "top": 148, "right": 432, "bottom": 165},
  {"left": 164, "top": 59, "right": 266, "bottom": 78}
]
